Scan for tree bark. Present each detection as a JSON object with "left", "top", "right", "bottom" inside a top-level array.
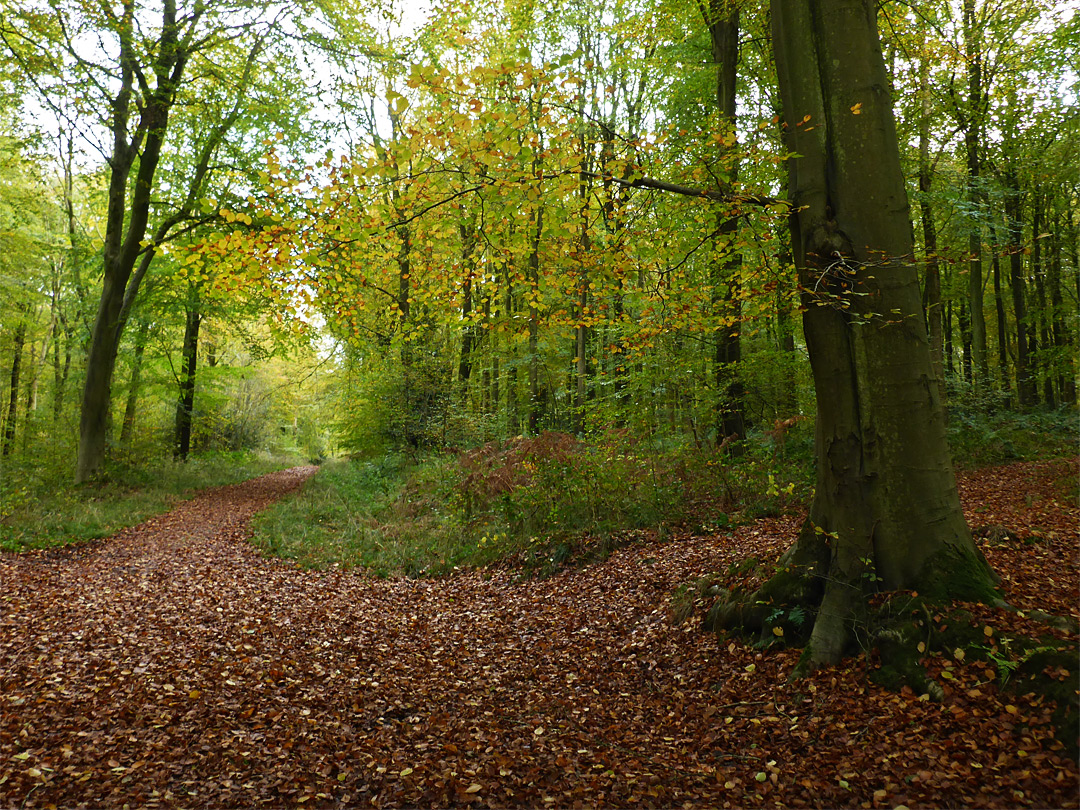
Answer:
[
  {"left": 989, "top": 220, "right": 1011, "bottom": 399},
  {"left": 120, "top": 318, "right": 151, "bottom": 449},
  {"left": 1048, "top": 217, "right": 1073, "bottom": 404},
  {"left": 917, "top": 50, "right": 945, "bottom": 406},
  {"left": 706, "top": 0, "right": 747, "bottom": 444},
  {"left": 1032, "top": 196, "right": 1053, "bottom": 406},
  {"left": 962, "top": 0, "right": 988, "bottom": 384},
  {"left": 1004, "top": 169, "right": 1034, "bottom": 407},
  {"left": 3, "top": 319, "right": 27, "bottom": 457},
  {"left": 76, "top": 0, "right": 199, "bottom": 481},
  {"left": 710, "top": 0, "right": 996, "bottom": 667},
  {"left": 173, "top": 294, "right": 201, "bottom": 461},
  {"left": 528, "top": 205, "right": 543, "bottom": 434}
]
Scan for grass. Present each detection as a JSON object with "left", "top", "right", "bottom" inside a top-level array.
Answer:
[
  {"left": 249, "top": 429, "right": 817, "bottom": 578},
  {"left": 0, "top": 449, "right": 303, "bottom": 552}
]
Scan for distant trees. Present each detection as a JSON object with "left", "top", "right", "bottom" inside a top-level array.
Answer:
[{"left": 0, "top": 0, "right": 1074, "bottom": 475}]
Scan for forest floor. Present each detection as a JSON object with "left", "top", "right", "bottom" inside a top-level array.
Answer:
[{"left": 1, "top": 458, "right": 1077, "bottom": 809}]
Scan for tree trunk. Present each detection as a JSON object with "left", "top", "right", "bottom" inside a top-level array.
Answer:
[
  {"left": 1032, "top": 197, "right": 1053, "bottom": 406},
  {"left": 3, "top": 320, "right": 27, "bottom": 457},
  {"left": 76, "top": 0, "right": 196, "bottom": 481},
  {"left": 710, "top": 0, "right": 996, "bottom": 668},
  {"left": 706, "top": 0, "right": 747, "bottom": 444},
  {"left": 945, "top": 300, "right": 955, "bottom": 376},
  {"left": 457, "top": 225, "right": 478, "bottom": 393},
  {"left": 1048, "top": 219, "right": 1073, "bottom": 404},
  {"left": 1005, "top": 169, "right": 1034, "bottom": 407},
  {"left": 963, "top": 0, "right": 987, "bottom": 385},
  {"left": 959, "top": 297, "right": 973, "bottom": 384},
  {"left": 173, "top": 296, "right": 201, "bottom": 461},
  {"left": 989, "top": 220, "right": 1011, "bottom": 399},
  {"left": 120, "top": 318, "right": 151, "bottom": 449},
  {"left": 917, "top": 51, "right": 945, "bottom": 405},
  {"left": 528, "top": 205, "right": 543, "bottom": 434},
  {"left": 504, "top": 262, "right": 517, "bottom": 431}
]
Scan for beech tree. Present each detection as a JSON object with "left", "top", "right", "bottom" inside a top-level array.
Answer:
[{"left": 709, "top": 0, "right": 998, "bottom": 665}]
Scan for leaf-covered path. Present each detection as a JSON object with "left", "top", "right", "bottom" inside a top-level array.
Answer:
[{"left": 2, "top": 461, "right": 1077, "bottom": 809}]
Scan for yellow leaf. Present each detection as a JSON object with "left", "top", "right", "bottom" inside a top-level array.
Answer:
[
  {"left": 917, "top": 641, "right": 926, "bottom": 653},
  {"left": 466, "top": 784, "right": 482, "bottom": 793},
  {"left": 983, "top": 626, "right": 994, "bottom": 637},
  {"left": 850, "top": 103, "right": 863, "bottom": 114},
  {"left": 189, "top": 690, "right": 201, "bottom": 699},
  {"left": 400, "top": 767, "right": 413, "bottom": 777},
  {"left": 534, "top": 726, "right": 544, "bottom": 736},
  {"left": 772, "top": 626, "right": 784, "bottom": 637}
]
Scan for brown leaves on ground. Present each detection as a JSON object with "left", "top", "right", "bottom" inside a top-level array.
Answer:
[{"left": 1, "top": 460, "right": 1077, "bottom": 809}]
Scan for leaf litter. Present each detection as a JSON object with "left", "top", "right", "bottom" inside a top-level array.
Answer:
[{"left": 1, "top": 459, "right": 1076, "bottom": 808}]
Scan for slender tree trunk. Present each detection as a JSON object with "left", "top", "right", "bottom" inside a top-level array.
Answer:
[
  {"left": 1005, "top": 169, "right": 1034, "bottom": 407},
  {"left": 528, "top": 205, "right": 543, "bottom": 434},
  {"left": 1048, "top": 219, "right": 1073, "bottom": 404},
  {"left": 120, "top": 318, "right": 151, "bottom": 449},
  {"left": 457, "top": 225, "right": 478, "bottom": 393},
  {"left": 918, "top": 52, "right": 945, "bottom": 405},
  {"left": 711, "top": 0, "right": 995, "bottom": 668},
  {"left": 945, "top": 300, "right": 954, "bottom": 376},
  {"left": 989, "top": 220, "right": 1010, "bottom": 400},
  {"left": 963, "top": 0, "right": 987, "bottom": 384},
  {"left": 52, "top": 315, "right": 73, "bottom": 423},
  {"left": 959, "top": 298, "right": 973, "bottom": 385},
  {"left": 504, "top": 262, "right": 517, "bottom": 432},
  {"left": 173, "top": 297, "right": 201, "bottom": 461},
  {"left": 705, "top": 0, "right": 746, "bottom": 444},
  {"left": 1032, "top": 196, "right": 1053, "bottom": 406},
  {"left": 3, "top": 320, "right": 27, "bottom": 457}
]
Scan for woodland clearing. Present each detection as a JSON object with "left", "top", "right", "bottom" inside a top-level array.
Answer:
[{"left": 1, "top": 458, "right": 1077, "bottom": 809}]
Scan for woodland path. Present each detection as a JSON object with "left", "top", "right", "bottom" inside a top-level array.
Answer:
[{"left": 1, "top": 460, "right": 1077, "bottom": 809}]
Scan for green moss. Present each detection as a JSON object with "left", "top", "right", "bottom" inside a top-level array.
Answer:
[{"left": 918, "top": 543, "right": 1000, "bottom": 604}]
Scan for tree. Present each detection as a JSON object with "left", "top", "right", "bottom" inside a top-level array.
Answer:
[
  {"left": 709, "top": 0, "right": 997, "bottom": 666},
  {"left": 1, "top": 0, "right": 314, "bottom": 480}
]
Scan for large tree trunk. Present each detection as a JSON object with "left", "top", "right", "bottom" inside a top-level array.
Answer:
[
  {"left": 709, "top": 0, "right": 997, "bottom": 668},
  {"left": 76, "top": 0, "right": 194, "bottom": 481}
]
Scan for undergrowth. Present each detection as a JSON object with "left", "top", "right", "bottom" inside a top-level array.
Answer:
[
  {"left": 251, "top": 427, "right": 816, "bottom": 578},
  {"left": 0, "top": 450, "right": 301, "bottom": 552},
  {"left": 947, "top": 406, "right": 1077, "bottom": 468}
]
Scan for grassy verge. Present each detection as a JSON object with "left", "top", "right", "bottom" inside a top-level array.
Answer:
[
  {"left": 0, "top": 450, "right": 303, "bottom": 552},
  {"left": 250, "top": 430, "right": 816, "bottom": 578}
]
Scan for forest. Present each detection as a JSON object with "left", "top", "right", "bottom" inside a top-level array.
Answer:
[{"left": 0, "top": 0, "right": 1078, "bottom": 807}]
